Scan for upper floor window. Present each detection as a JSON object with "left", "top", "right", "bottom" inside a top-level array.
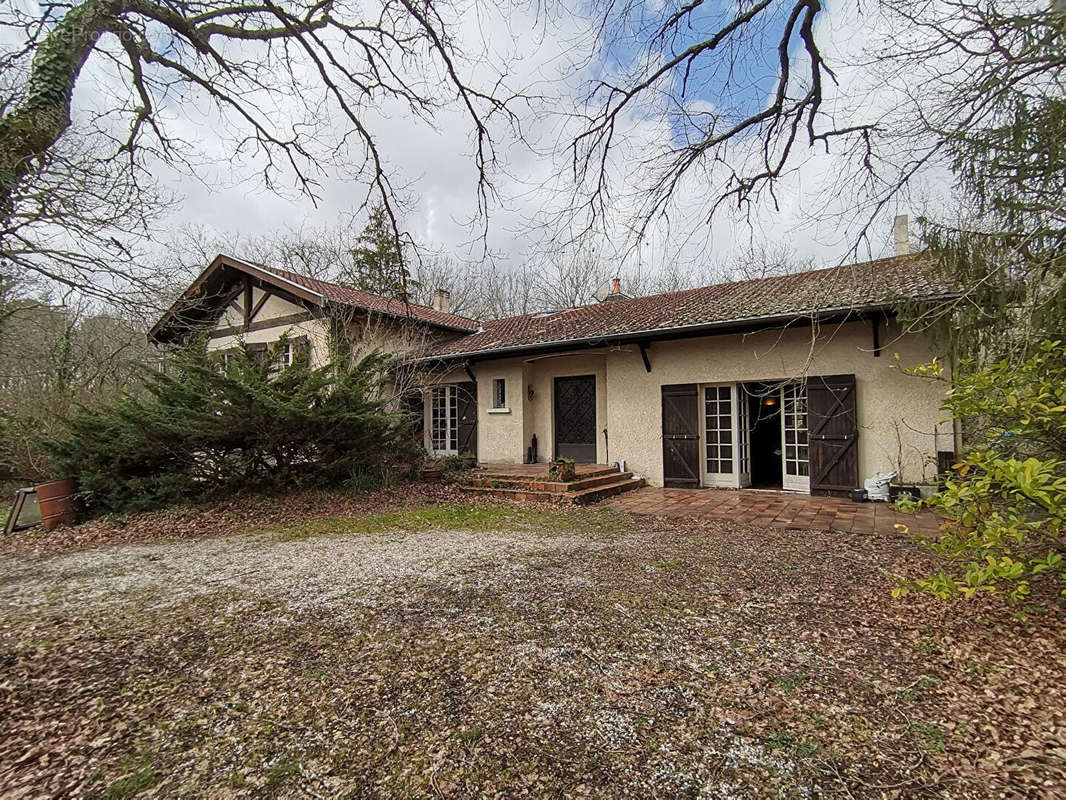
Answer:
[
  {"left": 492, "top": 378, "right": 506, "bottom": 409},
  {"left": 272, "top": 342, "right": 293, "bottom": 371}
]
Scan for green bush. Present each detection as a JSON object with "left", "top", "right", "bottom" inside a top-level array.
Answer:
[
  {"left": 46, "top": 341, "right": 420, "bottom": 512},
  {"left": 896, "top": 341, "right": 1065, "bottom": 603}
]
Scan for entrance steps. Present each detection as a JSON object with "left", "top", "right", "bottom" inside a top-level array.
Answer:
[{"left": 461, "top": 464, "right": 645, "bottom": 505}]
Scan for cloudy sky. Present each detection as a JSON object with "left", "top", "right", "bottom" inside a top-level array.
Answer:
[{"left": 19, "top": 0, "right": 959, "bottom": 293}]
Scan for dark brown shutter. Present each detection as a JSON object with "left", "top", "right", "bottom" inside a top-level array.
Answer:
[
  {"left": 661, "top": 383, "right": 700, "bottom": 488},
  {"left": 455, "top": 381, "right": 478, "bottom": 457},
  {"left": 807, "top": 374, "right": 859, "bottom": 497}
]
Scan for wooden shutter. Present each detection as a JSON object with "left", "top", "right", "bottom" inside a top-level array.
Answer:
[
  {"left": 808, "top": 374, "right": 858, "bottom": 497},
  {"left": 661, "top": 384, "right": 700, "bottom": 488},
  {"left": 455, "top": 381, "right": 478, "bottom": 457}
]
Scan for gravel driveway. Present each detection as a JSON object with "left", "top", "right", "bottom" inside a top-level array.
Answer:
[{"left": 1, "top": 502, "right": 1063, "bottom": 799}]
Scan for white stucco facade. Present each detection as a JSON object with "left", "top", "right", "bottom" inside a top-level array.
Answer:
[{"left": 444, "top": 320, "right": 953, "bottom": 489}]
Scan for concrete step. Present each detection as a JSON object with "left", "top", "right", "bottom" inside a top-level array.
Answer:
[
  {"left": 460, "top": 476, "right": 645, "bottom": 505},
  {"left": 467, "top": 471, "right": 633, "bottom": 492},
  {"left": 570, "top": 477, "right": 646, "bottom": 505},
  {"left": 473, "top": 465, "right": 619, "bottom": 483}
]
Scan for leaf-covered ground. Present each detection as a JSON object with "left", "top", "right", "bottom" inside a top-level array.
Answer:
[{"left": 0, "top": 494, "right": 1063, "bottom": 798}]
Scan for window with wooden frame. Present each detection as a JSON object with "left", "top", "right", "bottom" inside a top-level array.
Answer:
[
  {"left": 271, "top": 342, "right": 293, "bottom": 372},
  {"left": 431, "top": 386, "right": 458, "bottom": 453}
]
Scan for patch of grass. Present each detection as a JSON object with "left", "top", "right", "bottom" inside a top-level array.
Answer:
[
  {"left": 265, "top": 759, "right": 299, "bottom": 788},
  {"left": 105, "top": 761, "right": 158, "bottom": 799},
  {"left": 965, "top": 658, "right": 993, "bottom": 677},
  {"left": 912, "top": 722, "right": 946, "bottom": 753},
  {"left": 897, "top": 675, "right": 941, "bottom": 703},
  {"left": 774, "top": 672, "right": 809, "bottom": 694},
  {"left": 653, "top": 560, "right": 678, "bottom": 570},
  {"left": 458, "top": 725, "right": 484, "bottom": 747},
  {"left": 260, "top": 503, "right": 626, "bottom": 542},
  {"left": 765, "top": 730, "right": 822, "bottom": 758},
  {"left": 914, "top": 639, "right": 942, "bottom": 656}
]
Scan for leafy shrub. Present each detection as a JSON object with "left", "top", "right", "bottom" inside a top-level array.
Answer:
[
  {"left": 46, "top": 341, "right": 420, "bottom": 512},
  {"left": 896, "top": 341, "right": 1065, "bottom": 603}
]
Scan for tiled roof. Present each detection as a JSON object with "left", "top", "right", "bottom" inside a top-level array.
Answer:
[
  {"left": 422, "top": 255, "right": 957, "bottom": 360},
  {"left": 254, "top": 263, "right": 480, "bottom": 332}
]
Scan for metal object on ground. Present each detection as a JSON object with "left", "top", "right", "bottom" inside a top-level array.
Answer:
[
  {"left": 4, "top": 488, "right": 43, "bottom": 535},
  {"left": 36, "top": 478, "right": 77, "bottom": 531}
]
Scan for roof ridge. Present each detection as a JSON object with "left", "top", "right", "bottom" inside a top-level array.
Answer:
[
  {"left": 419, "top": 254, "right": 955, "bottom": 360},
  {"left": 476, "top": 254, "right": 929, "bottom": 326}
]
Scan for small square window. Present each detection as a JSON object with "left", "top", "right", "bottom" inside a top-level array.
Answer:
[{"left": 493, "top": 378, "right": 506, "bottom": 409}]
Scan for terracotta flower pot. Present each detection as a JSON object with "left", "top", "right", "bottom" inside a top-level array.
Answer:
[{"left": 36, "top": 478, "right": 78, "bottom": 531}]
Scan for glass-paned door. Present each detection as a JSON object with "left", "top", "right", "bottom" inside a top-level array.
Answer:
[
  {"left": 703, "top": 385, "right": 736, "bottom": 486},
  {"left": 431, "top": 386, "right": 458, "bottom": 454},
  {"left": 737, "top": 385, "right": 752, "bottom": 488},
  {"left": 781, "top": 383, "right": 810, "bottom": 492}
]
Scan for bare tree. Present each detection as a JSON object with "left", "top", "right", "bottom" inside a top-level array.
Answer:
[
  {"left": 0, "top": 0, "right": 517, "bottom": 302},
  {"left": 569, "top": 0, "right": 1065, "bottom": 257}
]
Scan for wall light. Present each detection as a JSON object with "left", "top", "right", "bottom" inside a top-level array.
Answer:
[{"left": 763, "top": 396, "right": 778, "bottom": 407}]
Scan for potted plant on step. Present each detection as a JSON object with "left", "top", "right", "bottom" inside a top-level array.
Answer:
[{"left": 548, "top": 458, "right": 577, "bottom": 482}]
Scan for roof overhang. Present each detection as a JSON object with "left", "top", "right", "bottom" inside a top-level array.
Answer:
[
  {"left": 150, "top": 254, "right": 327, "bottom": 344},
  {"left": 411, "top": 294, "right": 960, "bottom": 365}
]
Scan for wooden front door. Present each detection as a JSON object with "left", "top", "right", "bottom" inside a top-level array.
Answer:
[
  {"left": 554, "top": 375, "right": 597, "bottom": 462},
  {"left": 807, "top": 374, "right": 858, "bottom": 496},
  {"left": 662, "top": 383, "right": 700, "bottom": 487},
  {"left": 455, "top": 381, "right": 478, "bottom": 457}
]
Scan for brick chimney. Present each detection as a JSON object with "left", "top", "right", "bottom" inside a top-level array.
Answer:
[
  {"left": 893, "top": 214, "right": 910, "bottom": 256},
  {"left": 601, "top": 276, "right": 630, "bottom": 302},
  {"left": 432, "top": 288, "right": 451, "bottom": 314}
]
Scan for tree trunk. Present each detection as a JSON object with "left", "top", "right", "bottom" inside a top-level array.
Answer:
[{"left": 0, "top": 0, "right": 120, "bottom": 220}]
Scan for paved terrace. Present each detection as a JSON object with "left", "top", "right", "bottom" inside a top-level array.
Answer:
[{"left": 607, "top": 486, "right": 943, "bottom": 536}]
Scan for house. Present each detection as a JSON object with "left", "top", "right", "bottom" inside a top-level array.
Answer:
[
  {"left": 152, "top": 249, "right": 959, "bottom": 499},
  {"left": 150, "top": 254, "right": 479, "bottom": 369},
  {"left": 413, "top": 254, "right": 960, "bottom": 496}
]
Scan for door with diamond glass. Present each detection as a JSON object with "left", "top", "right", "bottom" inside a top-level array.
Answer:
[{"left": 554, "top": 375, "right": 597, "bottom": 462}]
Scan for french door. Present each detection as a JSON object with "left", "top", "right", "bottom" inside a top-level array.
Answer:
[
  {"left": 781, "top": 383, "right": 811, "bottom": 493},
  {"left": 696, "top": 381, "right": 808, "bottom": 491},
  {"left": 431, "top": 386, "right": 458, "bottom": 454},
  {"left": 703, "top": 384, "right": 738, "bottom": 487},
  {"left": 737, "top": 387, "right": 752, "bottom": 488}
]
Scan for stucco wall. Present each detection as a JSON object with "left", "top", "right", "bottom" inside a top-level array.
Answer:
[
  {"left": 474, "top": 361, "right": 527, "bottom": 463},
  {"left": 466, "top": 321, "right": 952, "bottom": 488}
]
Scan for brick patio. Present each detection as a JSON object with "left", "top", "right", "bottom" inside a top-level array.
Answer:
[{"left": 607, "top": 487, "right": 943, "bottom": 536}]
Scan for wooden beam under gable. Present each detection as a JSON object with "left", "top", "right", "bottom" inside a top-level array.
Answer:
[
  {"left": 249, "top": 289, "right": 271, "bottom": 323},
  {"left": 243, "top": 276, "right": 253, "bottom": 328}
]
